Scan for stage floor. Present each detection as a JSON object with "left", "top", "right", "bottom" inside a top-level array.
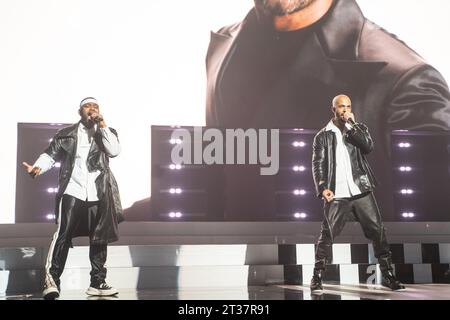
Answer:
[{"left": 2, "top": 284, "right": 450, "bottom": 300}]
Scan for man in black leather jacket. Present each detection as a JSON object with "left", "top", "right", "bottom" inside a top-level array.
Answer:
[
  {"left": 310, "top": 94, "right": 405, "bottom": 291},
  {"left": 23, "top": 97, "right": 124, "bottom": 299},
  {"left": 205, "top": 0, "right": 450, "bottom": 220}
]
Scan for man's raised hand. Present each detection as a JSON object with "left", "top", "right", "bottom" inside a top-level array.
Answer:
[{"left": 22, "top": 162, "right": 41, "bottom": 178}]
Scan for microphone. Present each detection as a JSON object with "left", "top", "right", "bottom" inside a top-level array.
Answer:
[
  {"left": 88, "top": 112, "right": 103, "bottom": 123},
  {"left": 344, "top": 113, "right": 356, "bottom": 126},
  {"left": 343, "top": 113, "right": 358, "bottom": 131}
]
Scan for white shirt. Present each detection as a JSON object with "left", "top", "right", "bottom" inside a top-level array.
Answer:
[
  {"left": 33, "top": 123, "right": 121, "bottom": 202},
  {"left": 325, "top": 121, "right": 362, "bottom": 199}
]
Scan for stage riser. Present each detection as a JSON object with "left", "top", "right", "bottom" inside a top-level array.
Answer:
[
  {"left": 1, "top": 244, "right": 449, "bottom": 295},
  {"left": 1, "top": 244, "right": 450, "bottom": 270},
  {"left": 2, "top": 263, "right": 449, "bottom": 295},
  {"left": 0, "top": 245, "right": 280, "bottom": 269},
  {"left": 3, "top": 222, "right": 450, "bottom": 247},
  {"left": 1, "top": 266, "right": 284, "bottom": 294}
]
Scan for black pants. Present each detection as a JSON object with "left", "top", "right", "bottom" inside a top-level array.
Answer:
[
  {"left": 45, "top": 195, "right": 107, "bottom": 287},
  {"left": 314, "top": 192, "right": 393, "bottom": 273}
]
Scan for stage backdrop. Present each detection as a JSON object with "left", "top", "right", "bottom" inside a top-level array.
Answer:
[{"left": 2, "top": 0, "right": 450, "bottom": 223}]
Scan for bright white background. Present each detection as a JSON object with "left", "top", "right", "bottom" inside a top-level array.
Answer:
[{"left": 1, "top": 0, "right": 449, "bottom": 223}]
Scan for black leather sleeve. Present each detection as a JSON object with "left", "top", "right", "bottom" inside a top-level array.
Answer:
[
  {"left": 43, "top": 134, "right": 64, "bottom": 162},
  {"left": 346, "top": 123, "right": 374, "bottom": 155},
  {"left": 312, "top": 132, "right": 328, "bottom": 198},
  {"left": 387, "top": 64, "right": 450, "bottom": 131}
]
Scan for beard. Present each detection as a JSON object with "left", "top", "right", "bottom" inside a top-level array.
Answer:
[{"left": 254, "top": 0, "right": 317, "bottom": 16}]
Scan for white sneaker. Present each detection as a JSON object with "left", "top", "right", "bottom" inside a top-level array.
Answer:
[{"left": 86, "top": 282, "right": 118, "bottom": 296}]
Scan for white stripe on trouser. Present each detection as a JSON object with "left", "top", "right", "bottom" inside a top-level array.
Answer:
[{"left": 44, "top": 199, "right": 63, "bottom": 288}]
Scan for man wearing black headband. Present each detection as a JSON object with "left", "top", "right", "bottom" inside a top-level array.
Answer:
[{"left": 23, "top": 97, "right": 124, "bottom": 300}]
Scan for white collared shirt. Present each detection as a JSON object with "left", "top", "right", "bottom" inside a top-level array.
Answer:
[
  {"left": 325, "top": 121, "right": 362, "bottom": 199},
  {"left": 33, "top": 123, "right": 121, "bottom": 202}
]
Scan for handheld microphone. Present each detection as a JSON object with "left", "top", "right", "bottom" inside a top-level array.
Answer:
[
  {"left": 344, "top": 113, "right": 356, "bottom": 126},
  {"left": 88, "top": 112, "right": 103, "bottom": 123}
]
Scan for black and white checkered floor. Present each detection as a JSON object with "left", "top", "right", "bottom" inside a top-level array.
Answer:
[{"left": 2, "top": 284, "right": 450, "bottom": 300}]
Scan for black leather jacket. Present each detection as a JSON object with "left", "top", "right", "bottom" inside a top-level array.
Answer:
[
  {"left": 312, "top": 122, "right": 377, "bottom": 198},
  {"left": 44, "top": 122, "right": 124, "bottom": 244}
]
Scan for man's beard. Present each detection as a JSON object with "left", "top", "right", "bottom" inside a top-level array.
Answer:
[
  {"left": 255, "top": 0, "right": 317, "bottom": 16},
  {"left": 81, "top": 115, "right": 95, "bottom": 128}
]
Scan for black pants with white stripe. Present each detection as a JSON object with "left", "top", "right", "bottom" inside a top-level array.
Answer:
[
  {"left": 314, "top": 192, "right": 393, "bottom": 272},
  {"left": 46, "top": 195, "right": 107, "bottom": 288}
]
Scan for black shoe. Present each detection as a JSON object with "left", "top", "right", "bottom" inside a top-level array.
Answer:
[
  {"left": 86, "top": 282, "right": 118, "bottom": 296},
  {"left": 381, "top": 271, "right": 405, "bottom": 291},
  {"left": 43, "top": 275, "right": 60, "bottom": 300},
  {"left": 310, "top": 270, "right": 323, "bottom": 292}
]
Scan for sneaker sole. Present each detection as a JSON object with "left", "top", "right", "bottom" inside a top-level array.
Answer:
[
  {"left": 86, "top": 287, "right": 119, "bottom": 296},
  {"left": 392, "top": 286, "right": 406, "bottom": 291}
]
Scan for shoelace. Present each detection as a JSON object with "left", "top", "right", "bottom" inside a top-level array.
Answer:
[{"left": 99, "top": 283, "right": 112, "bottom": 290}]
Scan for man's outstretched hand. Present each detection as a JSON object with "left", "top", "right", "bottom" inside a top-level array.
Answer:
[{"left": 22, "top": 162, "right": 41, "bottom": 178}]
